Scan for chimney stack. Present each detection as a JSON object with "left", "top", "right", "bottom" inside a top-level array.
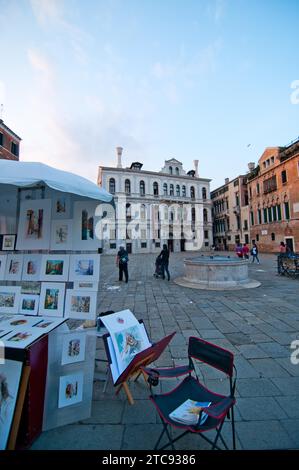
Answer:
[
  {"left": 193, "top": 159, "right": 199, "bottom": 177},
  {"left": 116, "top": 146, "right": 123, "bottom": 168},
  {"left": 225, "top": 177, "right": 229, "bottom": 185},
  {"left": 248, "top": 162, "right": 255, "bottom": 172}
]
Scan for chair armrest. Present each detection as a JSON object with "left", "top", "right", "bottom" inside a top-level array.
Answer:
[
  {"left": 202, "top": 396, "right": 235, "bottom": 420},
  {"left": 141, "top": 364, "right": 192, "bottom": 379}
]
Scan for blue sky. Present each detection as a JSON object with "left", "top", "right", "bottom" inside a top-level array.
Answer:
[{"left": 0, "top": 0, "right": 298, "bottom": 189}]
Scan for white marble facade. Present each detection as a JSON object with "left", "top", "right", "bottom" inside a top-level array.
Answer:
[{"left": 98, "top": 153, "right": 213, "bottom": 254}]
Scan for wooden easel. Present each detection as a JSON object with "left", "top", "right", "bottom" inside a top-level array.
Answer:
[{"left": 104, "top": 331, "right": 176, "bottom": 405}]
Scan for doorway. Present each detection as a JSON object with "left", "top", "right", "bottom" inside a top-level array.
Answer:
[
  {"left": 126, "top": 242, "right": 132, "bottom": 254},
  {"left": 168, "top": 239, "right": 174, "bottom": 252},
  {"left": 285, "top": 237, "right": 294, "bottom": 253}
]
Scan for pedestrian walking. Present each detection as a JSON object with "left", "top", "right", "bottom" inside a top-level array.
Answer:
[
  {"left": 159, "top": 244, "right": 170, "bottom": 281},
  {"left": 116, "top": 246, "right": 129, "bottom": 282},
  {"left": 251, "top": 243, "right": 260, "bottom": 264},
  {"left": 279, "top": 241, "right": 286, "bottom": 254}
]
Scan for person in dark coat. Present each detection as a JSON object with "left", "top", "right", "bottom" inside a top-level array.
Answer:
[
  {"left": 116, "top": 246, "right": 129, "bottom": 282},
  {"left": 159, "top": 244, "right": 170, "bottom": 281}
]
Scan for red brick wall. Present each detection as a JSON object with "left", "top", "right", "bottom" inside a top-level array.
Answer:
[{"left": 0, "top": 127, "right": 20, "bottom": 161}]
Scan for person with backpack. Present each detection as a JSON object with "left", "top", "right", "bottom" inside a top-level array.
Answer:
[
  {"left": 251, "top": 243, "right": 260, "bottom": 264},
  {"left": 116, "top": 246, "right": 129, "bottom": 283},
  {"left": 159, "top": 244, "right": 170, "bottom": 281}
]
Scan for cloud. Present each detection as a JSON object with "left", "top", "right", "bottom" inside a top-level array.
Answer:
[
  {"left": 27, "top": 48, "right": 53, "bottom": 81},
  {"left": 206, "top": 0, "right": 226, "bottom": 24},
  {"left": 29, "top": 0, "right": 90, "bottom": 64}
]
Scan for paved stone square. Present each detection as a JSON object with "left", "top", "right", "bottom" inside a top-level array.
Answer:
[{"left": 32, "top": 252, "right": 299, "bottom": 450}]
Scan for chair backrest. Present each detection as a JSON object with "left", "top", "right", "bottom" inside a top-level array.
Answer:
[{"left": 188, "top": 336, "right": 234, "bottom": 377}]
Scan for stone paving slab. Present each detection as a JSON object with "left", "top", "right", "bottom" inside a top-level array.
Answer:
[{"left": 31, "top": 252, "right": 299, "bottom": 450}]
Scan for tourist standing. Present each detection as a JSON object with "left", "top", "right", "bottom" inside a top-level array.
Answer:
[
  {"left": 280, "top": 241, "right": 286, "bottom": 254},
  {"left": 242, "top": 243, "right": 250, "bottom": 260},
  {"left": 235, "top": 243, "right": 243, "bottom": 259}
]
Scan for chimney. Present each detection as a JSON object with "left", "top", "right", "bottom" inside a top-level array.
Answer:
[
  {"left": 225, "top": 178, "right": 229, "bottom": 185},
  {"left": 116, "top": 146, "right": 123, "bottom": 168},
  {"left": 248, "top": 162, "right": 255, "bottom": 172},
  {"left": 193, "top": 159, "right": 199, "bottom": 177}
]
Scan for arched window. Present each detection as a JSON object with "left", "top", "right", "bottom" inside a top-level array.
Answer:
[
  {"left": 125, "top": 179, "right": 131, "bottom": 195},
  {"left": 182, "top": 185, "right": 186, "bottom": 197},
  {"left": 109, "top": 178, "right": 115, "bottom": 194},
  {"left": 141, "top": 204, "right": 146, "bottom": 220},
  {"left": 203, "top": 208, "right": 208, "bottom": 223},
  {"left": 153, "top": 182, "right": 159, "bottom": 196},
  {"left": 163, "top": 183, "right": 168, "bottom": 196},
  {"left": 140, "top": 180, "right": 145, "bottom": 196},
  {"left": 169, "top": 184, "right": 174, "bottom": 196},
  {"left": 175, "top": 167, "right": 179, "bottom": 176},
  {"left": 202, "top": 187, "right": 207, "bottom": 200},
  {"left": 190, "top": 186, "right": 195, "bottom": 199},
  {"left": 176, "top": 185, "right": 180, "bottom": 196},
  {"left": 169, "top": 166, "right": 173, "bottom": 175}
]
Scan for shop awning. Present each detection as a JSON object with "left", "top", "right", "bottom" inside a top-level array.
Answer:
[{"left": 0, "top": 160, "right": 113, "bottom": 202}]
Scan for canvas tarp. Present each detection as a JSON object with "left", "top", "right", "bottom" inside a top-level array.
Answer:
[{"left": 0, "top": 160, "right": 112, "bottom": 202}]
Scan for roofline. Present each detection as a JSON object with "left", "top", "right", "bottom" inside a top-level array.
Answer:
[
  {"left": 98, "top": 166, "right": 211, "bottom": 183},
  {"left": 0, "top": 120, "right": 22, "bottom": 141},
  {"left": 211, "top": 174, "right": 247, "bottom": 194}
]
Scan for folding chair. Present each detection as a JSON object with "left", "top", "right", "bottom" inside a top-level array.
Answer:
[{"left": 142, "top": 336, "right": 237, "bottom": 450}]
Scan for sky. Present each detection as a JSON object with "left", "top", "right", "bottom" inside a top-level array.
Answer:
[{"left": 0, "top": 0, "right": 299, "bottom": 189}]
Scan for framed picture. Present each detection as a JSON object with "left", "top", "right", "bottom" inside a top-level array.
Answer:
[
  {"left": 21, "top": 282, "right": 41, "bottom": 295},
  {"left": 0, "top": 255, "right": 7, "bottom": 281},
  {"left": 40, "top": 254, "right": 70, "bottom": 282},
  {"left": 73, "top": 281, "right": 98, "bottom": 291},
  {"left": 64, "top": 289, "right": 97, "bottom": 321},
  {"left": 5, "top": 254, "right": 24, "bottom": 281},
  {"left": 31, "top": 317, "right": 66, "bottom": 333},
  {"left": 1, "top": 234, "right": 16, "bottom": 251},
  {"left": 1, "top": 327, "right": 45, "bottom": 349},
  {"left": 1, "top": 315, "right": 41, "bottom": 328},
  {"left": 16, "top": 199, "right": 52, "bottom": 250},
  {"left": 61, "top": 332, "right": 86, "bottom": 365},
  {"left": 39, "top": 282, "right": 66, "bottom": 317},
  {"left": 52, "top": 193, "right": 71, "bottom": 219},
  {"left": 69, "top": 254, "right": 100, "bottom": 283},
  {"left": 21, "top": 254, "right": 41, "bottom": 282},
  {"left": 58, "top": 372, "right": 84, "bottom": 408},
  {"left": 0, "top": 286, "right": 21, "bottom": 314},
  {"left": 19, "top": 294, "right": 39, "bottom": 316},
  {"left": 73, "top": 201, "right": 101, "bottom": 250},
  {"left": 50, "top": 219, "right": 73, "bottom": 251},
  {"left": 0, "top": 360, "right": 23, "bottom": 450}
]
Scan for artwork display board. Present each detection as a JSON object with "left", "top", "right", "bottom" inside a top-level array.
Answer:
[
  {"left": 0, "top": 286, "right": 21, "bottom": 314},
  {"left": 22, "top": 254, "right": 42, "bottom": 282},
  {"left": 40, "top": 254, "right": 70, "bottom": 282},
  {"left": 64, "top": 289, "right": 97, "bottom": 321},
  {"left": 42, "top": 325, "right": 96, "bottom": 431},
  {"left": 50, "top": 219, "right": 73, "bottom": 251},
  {"left": 39, "top": 283, "right": 66, "bottom": 317},
  {"left": 5, "top": 254, "right": 24, "bottom": 281},
  {"left": 72, "top": 201, "right": 101, "bottom": 251}
]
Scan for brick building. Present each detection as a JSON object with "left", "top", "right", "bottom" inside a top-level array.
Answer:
[
  {"left": 0, "top": 119, "right": 21, "bottom": 161},
  {"left": 211, "top": 174, "right": 249, "bottom": 251},
  {"left": 247, "top": 138, "right": 299, "bottom": 252}
]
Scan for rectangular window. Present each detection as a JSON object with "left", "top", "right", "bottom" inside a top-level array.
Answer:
[
  {"left": 141, "top": 242, "right": 147, "bottom": 248},
  {"left": 263, "top": 208, "right": 268, "bottom": 223},
  {"left": 204, "top": 242, "right": 209, "bottom": 247},
  {"left": 244, "top": 219, "right": 248, "bottom": 230},
  {"left": 11, "top": 141, "right": 19, "bottom": 156},
  {"left": 110, "top": 229, "right": 116, "bottom": 239},
  {"left": 272, "top": 206, "right": 277, "bottom": 222},
  {"left": 277, "top": 204, "right": 282, "bottom": 220},
  {"left": 250, "top": 211, "right": 254, "bottom": 226},
  {"left": 155, "top": 242, "right": 160, "bottom": 248},
  {"left": 257, "top": 210, "right": 262, "bottom": 225},
  {"left": 284, "top": 201, "right": 290, "bottom": 220},
  {"left": 263, "top": 175, "right": 277, "bottom": 194},
  {"left": 204, "top": 230, "right": 209, "bottom": 239},
  {"left": 268, "top": 207, "right": 272, "bottom": 223},
  {"left": 281, "top": 170, "right": 287, "bottom": 184},
  {"left": 0, "top": 132, "right": 3, "bottom": 146},
  {"left": 110, "top": 243, "right": 116, "bottom": 249},
  {"left": 256, "top": 183, "right": 260, "bottom": 195}
]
